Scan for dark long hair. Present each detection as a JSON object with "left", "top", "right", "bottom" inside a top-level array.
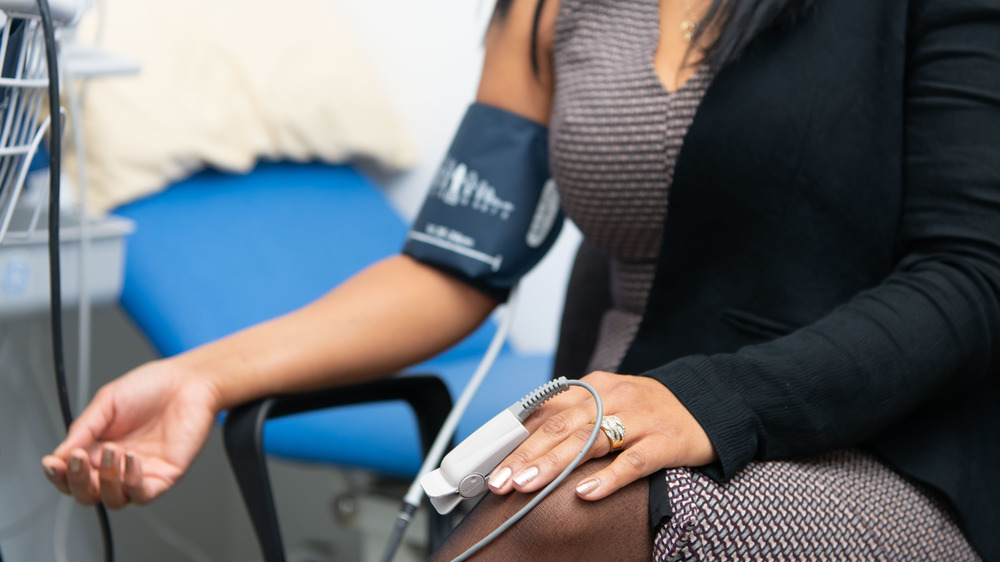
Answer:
[{"left": 492, "top": 0, "right": 816, "bottom": 72}]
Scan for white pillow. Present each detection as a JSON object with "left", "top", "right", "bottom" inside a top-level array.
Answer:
[{"left": 70, "top": 0, "right": 417, "bottom": 213}]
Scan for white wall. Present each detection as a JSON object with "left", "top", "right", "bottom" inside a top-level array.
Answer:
[{"left": 326, "top": 0, "right": 582, "bottom": 354}]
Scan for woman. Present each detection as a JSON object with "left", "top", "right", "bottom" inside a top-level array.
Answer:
[{"left": 43, "top": 0, "right": 999, "bottom": 559}]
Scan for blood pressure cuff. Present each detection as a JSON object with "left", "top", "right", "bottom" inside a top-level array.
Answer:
[{"left": 402, "top": 103, "right": 564, "bottom": 301}]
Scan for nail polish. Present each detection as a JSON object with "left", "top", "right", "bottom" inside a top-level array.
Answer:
[
  {"left": 42, "top": 464, "right": 56, "bottom": 478},
  {"left": 576, "top": 478, "right": 600, "bottom": 496},
  {"left": 488, "top": 466, "right": 512, "bottom": 490},
  {"left": 512, "top": 466, "right": 539, "bottom": 487},
  {"left": 68, "top": 456, "right": 82, "bottom": 473},
  {"left": 101, "top": 448, "right": 114, "bottom": 469}
]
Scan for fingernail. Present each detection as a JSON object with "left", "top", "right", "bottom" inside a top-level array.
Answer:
[
  {"left": 68, "top": 456, "right": 82, "bottom": 473},
  {"left": 125, "top": 453, "right": 135, "bottom": 472},
  {"left": 488, "top": 466, "right": 511, "bottom": 490},
  {"left": 512, "top": 466, "right": 538, "bottom": 487},
  {"left": 576, "top": 478, "right": 600, "bottom": 496},
  {"left": 101, "top": 448, "right": 114, "bottom": 469},
  {"left": 42, "top": 464, "right": 56, "bottom": 479}
]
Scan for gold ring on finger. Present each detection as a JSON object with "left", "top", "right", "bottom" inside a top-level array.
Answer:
[{"left": 598, "top": 415, "right": 625, "bottom": 453}]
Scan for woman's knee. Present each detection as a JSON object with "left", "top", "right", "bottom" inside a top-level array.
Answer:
[{"left": 432, "top": 457, "right": 653, "bottom": 561}]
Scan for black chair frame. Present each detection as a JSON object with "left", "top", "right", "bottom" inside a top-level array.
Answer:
[{"left": 223, "top": 375, "right": 455, "bottom": 562}]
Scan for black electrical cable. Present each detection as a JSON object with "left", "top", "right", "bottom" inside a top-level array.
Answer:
[{"left": 36, "top": 1, "right": 114, "bottom": 560}]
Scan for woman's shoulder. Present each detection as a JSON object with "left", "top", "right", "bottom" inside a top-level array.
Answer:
[
  {"left": 477, "top": 0, "right": 562, "bottom": 124},
  {"left": 489, "top": 0, "right": 561, "bottom": 57}
]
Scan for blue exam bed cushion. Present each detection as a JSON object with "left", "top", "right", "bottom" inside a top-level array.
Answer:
[{"left": 114, "top": 162, "right": 494, "bottom": 361}]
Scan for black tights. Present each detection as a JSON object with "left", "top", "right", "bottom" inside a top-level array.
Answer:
[{"left": 428, "top": 457, "right": 653, "bottom": 561}]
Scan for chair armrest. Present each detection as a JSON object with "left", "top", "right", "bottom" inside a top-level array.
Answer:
[{"left": 222, "top": 375, "right": 454, "bottom": 562}]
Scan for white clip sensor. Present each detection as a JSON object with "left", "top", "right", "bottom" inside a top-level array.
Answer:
[
  {"left": 419, "top": 377, "right": 575, "bottom": 514},
  {"left": 419, "top": 407, "right": 529, "bottom": 514}
]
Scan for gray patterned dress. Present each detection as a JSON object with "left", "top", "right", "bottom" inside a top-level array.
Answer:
[{"left": 548, "top": 0, "right": 980, "bottom": 559}]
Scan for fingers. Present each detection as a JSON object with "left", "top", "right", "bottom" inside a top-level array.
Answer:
[
  {"left": 66, "top": 449, "right": 101, "bottom": 506},
  {"left": 486, "top": 381, "right": 614, "bottom": 495},
  {"left": 573, "top": 441, "right": 660, "bottom": 500},
  {"left": 98, "top": 446, "right": 130, "bottom": 509},
  {"left": 42, "top": 450, "right": 101, "bottom": 504},
  {"left": 123, "top": 453, "right": 152, "bottom": 506},
  {"left": 490, "top": 411, "right": 660, "bottom": 502},
  {"left": 43, "top": 445, "right": 146, "bottom": 509},
  {"left": 41, "top": 455, "right": 70, "bottom": 495},
  {"left": 489, "top": 407, "right": 609, "bottom": 495}
]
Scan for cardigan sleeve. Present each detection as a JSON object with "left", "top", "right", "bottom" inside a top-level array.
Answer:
[{"left": 641, "top": 0, "right": 1000, "bottom": 480}]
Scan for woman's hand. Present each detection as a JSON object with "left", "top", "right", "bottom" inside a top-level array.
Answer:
[
  {"left": 40, "top": 360, "right": 223, "bottom": 509},
  {"left": 486, "top": 371, "right": 718, "bottom": 500}
]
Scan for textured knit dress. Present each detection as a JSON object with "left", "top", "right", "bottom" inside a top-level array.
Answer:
[{"left": 547, "top": 0, "right": 980, "bottom": 559}]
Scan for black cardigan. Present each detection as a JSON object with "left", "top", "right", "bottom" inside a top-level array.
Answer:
[{"left": 612, "top": 0, "right": 1000, "bottom": 559}]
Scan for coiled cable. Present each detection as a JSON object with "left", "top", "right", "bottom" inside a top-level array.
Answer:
[{"left": 509, "top": 376, "right": 574, "bottom": 421}]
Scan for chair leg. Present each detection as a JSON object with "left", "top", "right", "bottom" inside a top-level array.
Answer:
[
  {"left": 222, "top": 376, "right": 456, "bottom": 561},
  {"left": 223, "top": 397, "right": 287, "bottom": 562},
  {"left": 398, "top": 382, "right": 455, "bottom": 552},
  {"left": 427, "top": 498, "right": 454, "bottom": 554}
]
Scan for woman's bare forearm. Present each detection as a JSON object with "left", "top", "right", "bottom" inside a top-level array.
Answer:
[{"left": 171, "top": 255, "right": 498, "bottom": 411}]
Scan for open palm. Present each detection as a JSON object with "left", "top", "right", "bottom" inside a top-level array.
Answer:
[{"left": 42, "top": 361, "right": 223, "bottom": 508}]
